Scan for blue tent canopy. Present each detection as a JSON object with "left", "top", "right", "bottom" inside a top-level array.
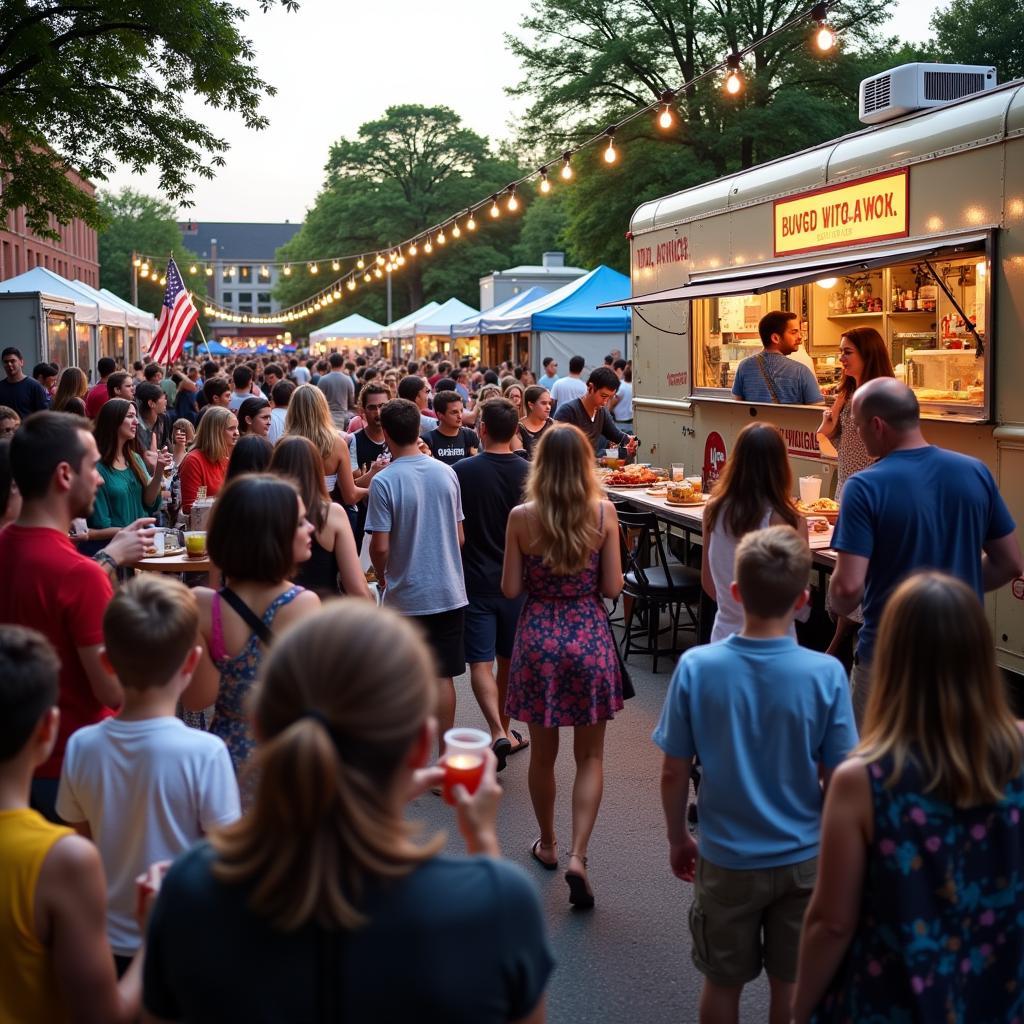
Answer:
[
  {"left": 479, "top": 266, "right": 632, "bottom": 334},
  {"left": 184, "top": 340, "right": 232, "bottom": 355},
  {"left": 451, "top": 287, "right": 546, "bottom": 338}
]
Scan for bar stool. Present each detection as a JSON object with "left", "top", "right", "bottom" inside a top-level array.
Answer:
[{"left": 616, "top": 508, "right": 702, "bottom": 672}]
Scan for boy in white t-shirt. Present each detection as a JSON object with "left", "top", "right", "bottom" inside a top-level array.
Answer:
[{"left": 57, "top": 575, "right": 240, "bottom": 970}]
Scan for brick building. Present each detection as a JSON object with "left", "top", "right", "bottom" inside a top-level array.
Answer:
[{"left": 0, "top": 169, "right": 99, "bottom": 286}]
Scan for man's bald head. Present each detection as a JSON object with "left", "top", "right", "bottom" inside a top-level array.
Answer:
[{"left": 853, "top": 377, "right": 919, "bottom": 433}]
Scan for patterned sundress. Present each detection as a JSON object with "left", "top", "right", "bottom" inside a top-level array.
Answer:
[
  {"left": 812, "top": 752, "right": 1024, "bottom": 1023},
  {"left": 208, "top": 586, "right": 304, "bottom": 799},
  {"left": 505, "top": 508, "right": 622, "bottom": 727}
]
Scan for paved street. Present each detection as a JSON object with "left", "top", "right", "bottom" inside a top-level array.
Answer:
[{"left": 413, "top": 629, "right": 771, "bottom": 1024}]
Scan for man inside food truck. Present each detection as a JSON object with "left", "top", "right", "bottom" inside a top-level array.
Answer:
[
  {"left": 829, "top": 378, "right": 1023, "bottom": 723},
  {"left": 732, "top": 311, "right": 823, "bottom": 405}
]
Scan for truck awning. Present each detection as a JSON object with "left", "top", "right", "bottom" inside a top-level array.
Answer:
[{"left": 598, "top": 231, "right": 991, "bottom": 308}]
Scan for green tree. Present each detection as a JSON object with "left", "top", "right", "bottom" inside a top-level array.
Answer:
[
  {"left": 97, "top": 187, "right": 207, "bottom": 321},
  {"left": 506, "top": 0, "right": 922, "bottom": 268},
  {"left": 275, "top": 105, "right": 528, "bottom": 330},
  {"left": 930, "top": 0, "right": 1024, "bottom": 80},
  {"left": 0, "top": 0, "right": 296, "bottom": 238}
]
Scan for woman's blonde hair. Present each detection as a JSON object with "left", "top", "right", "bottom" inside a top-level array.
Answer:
[
  {"left": 193, "top": 406, "right": 236, "bottom": 464},
  {"left": 210, "top": 601, "right": 444, "bottom": 930},
  {"left": 285, "top": 383, "right": 336, "bottom": 462},
  {"left": 475, "top": 383, "right": 502, "bottom": 406},
  {"left": 526, "top": 424, "right": 604, "bottom": 574},
  {"left": 859, "top": 571, "right": 1023, "bottom": 808},
  {"left": 52, "top": 367, "right": 88, "bottom": 411}
]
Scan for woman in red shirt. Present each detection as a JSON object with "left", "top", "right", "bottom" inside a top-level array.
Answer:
[{"left": 179, "top": 406, "right": 238, "bottom": 515}]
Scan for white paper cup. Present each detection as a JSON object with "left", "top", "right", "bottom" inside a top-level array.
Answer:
[
  {"left": 799, "top": 476, "right": 823, "bottom": 504},
  {"left": 152, "top": 531, "right": 166, "bottom": 555}
]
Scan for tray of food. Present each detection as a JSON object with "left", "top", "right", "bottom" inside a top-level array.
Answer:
[
  {"left": 796, "top": 497, "right": 839, "bottom": 522},
  {"left": 603, "top": 466, "right": 662, "bottom": 488},
  {"left": 807, "top": 516, "right": 834, "bottom": 548}
]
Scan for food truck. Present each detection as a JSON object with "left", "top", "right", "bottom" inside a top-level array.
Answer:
[{"left": 613, "top": 69, "right": 1024, "bottom": 676}]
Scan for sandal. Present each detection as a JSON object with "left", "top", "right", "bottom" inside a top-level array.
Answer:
[
  {"left": 565, "top": 853, "right": 595, "bottom": 909},
  {"left": 508, "top": 728, "right": 530, "bottom": 755},
  {"left": 531, "top": 839, "right": 558, "bottom": 871},
  {"left": 492, "top": 737, "right": 512, "bottom": 773}
]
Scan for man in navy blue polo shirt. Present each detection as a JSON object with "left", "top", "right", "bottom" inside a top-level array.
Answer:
[{"left": 732, "top": 311, "right": 823, "bottom": 405}]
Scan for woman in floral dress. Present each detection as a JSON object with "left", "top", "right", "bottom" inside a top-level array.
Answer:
[
  {"left": 503, "top": 424, "right": 623, "bottom": 909},
  {"left": 792, "top": 572, "right": 1024, "bottom": 1023},
  {"left": 182, "top": 475, "right": 320, "bottom": 803}
]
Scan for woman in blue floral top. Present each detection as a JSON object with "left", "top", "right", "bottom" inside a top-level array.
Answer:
[{"left": 792, "top": 571, "right": 1024, "bottom": 1023}]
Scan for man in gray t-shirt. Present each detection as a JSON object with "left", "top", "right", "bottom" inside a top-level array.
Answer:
[
  {"left": 367, "top": 398, "right": 467, "bottom": 751},
  {"left": 317, "top": 353, "right": 355, "bottom": 428}
]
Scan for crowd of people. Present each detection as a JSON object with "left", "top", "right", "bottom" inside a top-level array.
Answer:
[{"left": 1, "top": 334, "right": 1024, "bottom": 1023}]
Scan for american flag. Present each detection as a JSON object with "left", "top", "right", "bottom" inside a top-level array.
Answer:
[{"left": 149, "top": 256, "right": 199, "bottom": 365}]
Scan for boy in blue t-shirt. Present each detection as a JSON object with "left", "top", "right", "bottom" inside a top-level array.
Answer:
[{"left": 654, "top": 525, "right": 857, "bottom": 1024}]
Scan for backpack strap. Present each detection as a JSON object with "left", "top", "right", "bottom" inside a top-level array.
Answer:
[
  {"left": 755, "top": 354, "right": 782, "bottom": 404},
  {"left": 218, "top": 587, "right": 274, "bottom": 646}
]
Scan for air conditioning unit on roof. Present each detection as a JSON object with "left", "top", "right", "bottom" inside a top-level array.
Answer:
[{"left": 859, "top": 63, "right": 997, "bottom": 125}]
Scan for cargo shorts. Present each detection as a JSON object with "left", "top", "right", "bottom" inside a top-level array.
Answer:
[{"left": 689, "top": 855, "right": 818, "bottom": 987}]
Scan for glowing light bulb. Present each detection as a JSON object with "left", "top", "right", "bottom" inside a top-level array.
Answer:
[
  {"left": 141, "top": 262, "right": 150, "bottom": 274},
  {"left": 374, "top": 267, "right": 383, "bottom": 278},
  {"left": 385, "top": 263, "right": 393, "bottom": 272},
  {"left": 357, "top": 257, "right": 365, "bottom": 269},
  {"left": 160, "top": 276, "right": 167, "bottom": 287},
  {"left": 424, "top": 240, "right": 433, "bottom": 254},
  {"left": 539, "top": 168, "right": 551, "bottom": 193},
  {"left": 724, "top": 53, "right": 744, "bottom": 95},
  {"left": 333, "top": 288, "right": 341, "bottom": 299},
  {"left": 452, "top": 223, "right": 461, "bottom": 238},
  {"left": 604, "top": 138, "right": 617, "bottom": 163},
  {"left": 658, "top": 105, "right": 673, "bottom": 129},
  {"left": 347, "top": 279, "right": 356, "bottom": 291},
  {"left": 283, "top": 265, "right": 292, "bottom": 276},
  {"left": 408, "top": 243, "right": 418, "bottom": 257},
  {"left": 139, "top": 268, "right": 149, "bottom": 278},
  {"left": 397, "top": 254, "right": 406, "bottom": 265},
  {"left": 507, "top": 187, "right": 519, "bottom": 211},
  {"left": 376, "top": 254, "right": 385, "bottom": 266},
  {"left": 309, "top": 263, "right": 318, "bottom": 274},
  {"left": 815, "top": 24, "right": 836, "bottom": 51},
  {"left": 133, "top": 257, "right": 142, "bottom": 267},
  {"left": 189, "top": 264, "right": 197, "bottom": 274},
  {"left": 363, "top": 273, "right": 371, "bottom": 283},
  {"left": 490, "top": 197, "right": 500, "bottom": 218},
  {"left": 205, "top": 266, "right": 213, "bottom": 277},
  {"left": 467, "top": 214, "right": 477, "bottom": 231},
  {"left": 561, "top": 152, "right": 573, "bottom": 180},
  {"left": 438, "top": 230, "right": 447, "bottom": 245},
  {"left": 332, "top": 260, "right": 340, "bottom": 271}
]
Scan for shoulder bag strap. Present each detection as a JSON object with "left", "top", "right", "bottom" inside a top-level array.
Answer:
[
  {"left": 755, "top": 354, "right": 782, "bottom": 404},
  {"left": 218, "top": 587, "right": 274, "bottom": 646}
]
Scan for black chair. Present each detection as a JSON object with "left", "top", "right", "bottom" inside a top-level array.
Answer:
[{"left": 616, "top": 508, "right": 702, "bottom": 672}]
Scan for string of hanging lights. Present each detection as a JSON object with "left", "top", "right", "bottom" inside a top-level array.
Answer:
[{"left": 137, "top": 0, "right": 839, "bottom": 324}]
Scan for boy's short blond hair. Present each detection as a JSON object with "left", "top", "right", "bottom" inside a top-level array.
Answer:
[
  {"left": 103, "top": 576, "right": 199, "bottom": 690},
  {"left": 734, "top": 526, "right": 811, "bottom": 619}
]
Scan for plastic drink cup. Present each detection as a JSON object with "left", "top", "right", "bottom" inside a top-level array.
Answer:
[
  {"left": 184, "top": 531, "right": 207, "bottom": 558},
  {"left": 152, "top": 531, "right": 166, "bottom": 556},
  {"left": 799, "top": 476, "right": 823, "bottom": 504},
  {"left": 670, "top": 463, "right": 686, "bottom": 481},
  {"left": 442, "top": 727, "right": 489, "bottom": 805}
]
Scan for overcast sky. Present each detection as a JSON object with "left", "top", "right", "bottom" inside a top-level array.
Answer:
[{"left": 105, "top": 0, "right": 942, "bottom": 223}]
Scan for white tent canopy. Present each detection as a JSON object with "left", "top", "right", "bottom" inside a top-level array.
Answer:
[
  {"left": 309, "top": 312, "right": 385, "bottom": 343},
  {"left": 381, "top": 301, "right": 440, "bottom": 340},
  {"left": 451, "top": 287, "right": 546, "bottom": 338},
  {"left": 95, "top": 286, "right": 158, "bottom": 331},
  {"left": 0, "top": 267, "right": 124, "bottom": 325},
  {"left": 395, "top": 297, "right": 478, "bottom": 339}
]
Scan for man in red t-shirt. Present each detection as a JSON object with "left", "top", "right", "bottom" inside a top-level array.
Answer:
[
  {"left": 84, "top": 356, "right": 118, "bottom": 419},
  {"left": 0, "top": 411, "right": 119, "bottom": 819}
]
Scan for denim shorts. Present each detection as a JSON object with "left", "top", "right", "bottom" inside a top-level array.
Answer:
[{"left": 464, "top": 593, "right": 525, "bottom": 663}]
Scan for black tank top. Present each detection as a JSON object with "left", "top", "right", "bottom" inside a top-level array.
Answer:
[
  {"left": 294, "top": 537, "right": 341, "bottom": 597},
  {"left": 353, "top": 429, "right": 389, "bottom": 473}
]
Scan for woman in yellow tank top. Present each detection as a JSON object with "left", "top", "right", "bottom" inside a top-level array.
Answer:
[{"left": 0, "top": 625, "right": 150, "bottom": 1023}]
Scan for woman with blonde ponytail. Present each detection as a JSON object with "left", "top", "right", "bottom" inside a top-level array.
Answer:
[
  {"left": 143, "top": 600, "right": 553, "bottom": 1023},
  {"left": 502, "top": 424, "right": 624, "bottom": 909}
]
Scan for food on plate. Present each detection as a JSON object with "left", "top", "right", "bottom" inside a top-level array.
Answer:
[
  {"left": 796, "top": 497, "right": 839, "bottom": 514},
  {"left": 666, "top": 483, "right": 705, "bottom": 503},
  {"left": 807, "top": 517, "right": 831, "bottom": 534}
]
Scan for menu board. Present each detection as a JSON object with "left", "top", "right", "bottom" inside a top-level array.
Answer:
[{"left": 719, "top": 294, "right": 762, "bottom": 333}]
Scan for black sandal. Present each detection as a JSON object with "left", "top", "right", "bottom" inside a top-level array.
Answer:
[
  {"left": 508, "top": 728, "right": 530, "bottom": 755},
  {"left": 565, "top": 853, "right": 594, "bottom": 909},
  {"left": 531, "top": 839, "right": 558, "bottom": 871}
]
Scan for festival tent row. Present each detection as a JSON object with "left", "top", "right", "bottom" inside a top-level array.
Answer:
[
  {"left": 0, "top": 266, "right": 156, "bottom": 377},
  {"left": 393, "top": 298, "right": 479, "bottom": 358},
  {"left": 450, "top": 287, "right": 547, "bottom": 339},
  {"left": 309, "top": 313, "right": 385, "bottom": 350},
  {"left": 463, "top": 265, "right": 632, "bottom": 371}
]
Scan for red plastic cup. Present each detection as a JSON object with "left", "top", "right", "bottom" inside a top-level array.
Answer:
[{"left": 441, "top": 727, "right": 489, "bottom": 805}]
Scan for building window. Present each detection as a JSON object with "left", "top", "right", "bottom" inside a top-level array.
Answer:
[
  {"left": 259, "top": 265, "right": 271, "bottom": 281},
  {"left": 239, "top": 265, "right": 251, "bottom": 281},
  {"left": 222, "top": 292, "right": 233, "bottom": 303},
  {"left": 257, "top": 293, "right": 271, "bottom": 303},
  {"left": 258, "top": 305, "right": 272, "bottom": 314}
]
